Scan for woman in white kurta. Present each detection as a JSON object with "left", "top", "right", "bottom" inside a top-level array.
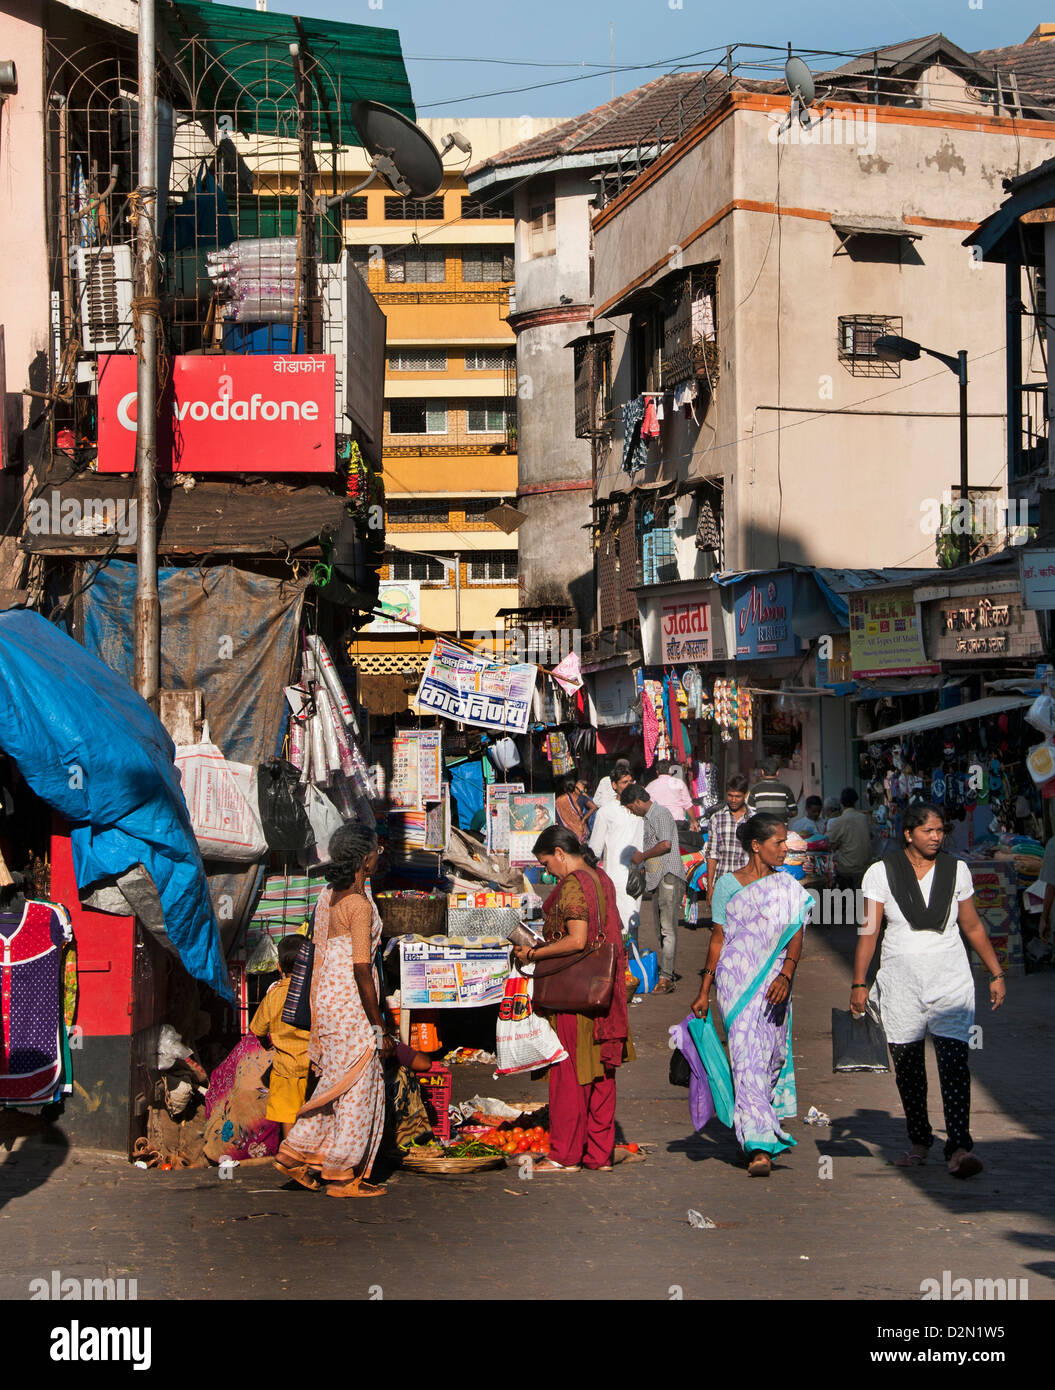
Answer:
[
  {"left": 849, "top": 803, "right": 1006, "bottom": 1179},
  {"left": 588, "top": 769, "right": 643, "bottom": 941}
]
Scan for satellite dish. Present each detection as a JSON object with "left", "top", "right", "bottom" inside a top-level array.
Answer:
[
  {"left": 348, "top": 100, "right": 444, "bottom": 199},
  {"left": 779, "top": 56, "right": 817, "bottom": 135}
]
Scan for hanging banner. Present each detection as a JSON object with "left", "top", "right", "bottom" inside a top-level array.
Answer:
[
  {"left": 507, "top": 793, "right": 555, "bottom": 866},
  {"left": 485, "top": 781, "right": 524, "bottom": 853},
  {"left": 415, "top": 637, "right": 536, "bottom": 734},
  {"left": 366, "top": 579, "right": 421, "bottom": 633},
  {"left": 850, "top": 588, "right": 939, "bottom": 678},
  {"left": 732, "top": 572, "right": 797, "bottom": 659}
]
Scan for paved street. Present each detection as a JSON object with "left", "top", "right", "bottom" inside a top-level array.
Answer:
[{"left": 1, "top": 914, "right": 1053, "bottom": 1302}]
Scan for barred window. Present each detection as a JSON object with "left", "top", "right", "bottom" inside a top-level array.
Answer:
[
  {"left": 463, "top": 246, "right": 514, "bottom": 282},
  {"left": 385, "top": 247, "right": 446, "bottom": 283},
  {"left": 462, "top": 500, "right": 500, "bottom": 523},
  {"left": 385, "top": 196, "right": 445, "bottom": 220},
  {"left": 461, "top": 194, "right": 512, "bottom": 219},
  {"left": 386, "top": 501, "right": 450, "bottom": 525},
  {"left": 466, "top": 550, "right": 518, "bottom": 583},
  {"left": 465, "top": 348, "right": 511, "bottom": 370},
  {"left": 389, "top": 553, "right": 449, "bottom": 583},
  {"left": 389, "top": 348, "right": 447, "bottom": 371},
  {"left": 343, "top": 198, "right": 369, "bottom": 220},
  {"left": 390, "top": 400, "right": 447, "bottom": 435},
  {"left": 466, "top": 400, "right": 507, "bottom": 433}
]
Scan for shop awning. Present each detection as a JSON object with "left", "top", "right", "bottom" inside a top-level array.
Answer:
[
  {"left": 862, "top": 695, "right": 1033, "bottom": 743},
  {"left": 162, "top": 0, "right": 414, "bottom": 138}
]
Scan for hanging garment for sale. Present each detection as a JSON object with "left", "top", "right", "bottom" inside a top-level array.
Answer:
[{"left": 0, "top": 901, "right": 73, "bottom": 1105}]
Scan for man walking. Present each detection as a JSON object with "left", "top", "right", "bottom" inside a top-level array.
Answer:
[
  {"left": 588, "top": 766, "right": 643, "bottom": 943},
  {"left": 827, "top": 786, "right": 873, "bottom": 892},
  {"left": 747, "top": 756, "right": 798, "bottom": 821},
  {"left": 705, "top": 774, "right": 750, "bottom": 907},
  {"left": 622, "top": 783, "right": 687, "bottom": 994}
]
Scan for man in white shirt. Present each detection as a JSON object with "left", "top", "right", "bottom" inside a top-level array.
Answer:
[
  {"left": 593, "top": 759, "right": 631, "bottom": 809},
  {"left": 588, "top": 768, "right": 643, "bottom": 943},
  {"left": 644, "top": 761, "right": 700, "bottom": 828}
]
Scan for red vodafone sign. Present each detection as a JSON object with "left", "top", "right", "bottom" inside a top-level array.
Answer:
[{"left": 97, "top": 353, "right": 336, "bottom": 473}]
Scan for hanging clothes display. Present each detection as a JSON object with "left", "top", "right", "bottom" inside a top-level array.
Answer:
[
  {"left": 621, "top": 397, "right": 649, "bottom": 473},
  {"left": 695, "top": 497, "right": 721, "bottom": 552},
  {"left": 681, "top": 666, "right": 703, "bottom": 720},
  {"left": 642, "top": 680, "right": 671, "bottom": 767},
  {"left": 0, "top": 900, "right": 74, "bottom": 1106},
  {"left": 545, "top": 732, "right": 575, "bottom": 777},
  {"left": 642, "top": 689, "right": 660, "bottom": 769}
]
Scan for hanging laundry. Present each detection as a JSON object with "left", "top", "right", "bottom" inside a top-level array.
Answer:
[
  {"left": 641, "top": 396, "right": 661, "bottom": 441},
  {"left": 0, "top": 901, "right": 73, "bottom": 1105},
  {"left": 621, "top": 396, "right": 649, "bottom": 473},
  {"left": 673, "top": 380, "right": 698, "bottom": 413},
  {"left": 654, "top": 398, "right": 665, "bottom": 422}
]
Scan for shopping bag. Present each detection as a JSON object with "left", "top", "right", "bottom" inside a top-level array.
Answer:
[
  {"left": 175, "top": 721, "right": 267, "bottom": 862},
  {"left": 257, "top": 758, "right": 312, "bottom": 853},
  {"left": 281, "top": 907, "right": 317, "bottom": 1030},
  {"left": 494, "top": 972, "right": 568, "bottom": 1076},
  {"left": 831, "top": 1005, "right": 890, "bottom": 1073},
  {"left": 300, "top": 783, "right": 345, "bottom": 865},
  {"left": 627, "top": 941, "right": 658, "bottom": 995}
]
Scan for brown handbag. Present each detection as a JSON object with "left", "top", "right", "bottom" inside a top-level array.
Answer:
[{"left": 530, "top": 872, "right": 618, "bottom": 1014}]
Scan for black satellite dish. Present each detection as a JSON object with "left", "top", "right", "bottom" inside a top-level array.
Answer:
[
  {"left": 348, "top": 99, "right": 444, "bottom": 199},
  {"left": 779, "top": 56, "right": 817, "bottom": 134}
]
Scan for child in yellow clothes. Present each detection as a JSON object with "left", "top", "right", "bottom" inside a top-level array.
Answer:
[{"left": 249, "top": 936, "right": 312, "bottom": 1139}]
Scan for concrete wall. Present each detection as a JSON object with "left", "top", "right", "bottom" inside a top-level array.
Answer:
[{"left": 593, "top": 91, "right": 1055, "bottom": 573}]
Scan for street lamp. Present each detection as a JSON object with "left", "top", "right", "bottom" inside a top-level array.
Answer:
[{"left": 874, "top": 334, "right": 970, "bottom": 566}]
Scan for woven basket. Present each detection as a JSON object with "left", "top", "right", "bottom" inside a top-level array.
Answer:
[
  {"left": 625, "top": 976, "right": 640, "bottom": 1003},
  {"left": 375, "top": 894, "right": 447, "bottom": 940},
  {"left": 401, "top": 1152, "right": 506, "bottom": 1175}
]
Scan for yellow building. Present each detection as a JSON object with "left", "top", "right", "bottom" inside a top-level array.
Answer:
[{"left": 339, "top": 118, "right": 564, "bottom": 715}]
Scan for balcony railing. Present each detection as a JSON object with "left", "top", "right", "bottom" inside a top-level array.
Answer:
[{"left": 1016, "top": 382, "right": 1049, "bottom": 482}]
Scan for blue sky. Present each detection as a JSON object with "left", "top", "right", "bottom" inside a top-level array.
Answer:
[{"left": 231, "top": 0, "right": 1048, "bottom": 116}]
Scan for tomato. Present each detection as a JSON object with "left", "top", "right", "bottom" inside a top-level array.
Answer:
[{"left": 623, "top": 1143, "right": 639, "bottom": 1154}]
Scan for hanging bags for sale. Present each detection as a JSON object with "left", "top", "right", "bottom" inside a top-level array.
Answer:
[{"left": 175, "top": 722, "right": 267, "bottom": 862}]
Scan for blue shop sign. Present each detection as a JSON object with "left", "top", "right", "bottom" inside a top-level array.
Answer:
[{"left": 733, "top": 571, "right": 797, "bottom": 659}]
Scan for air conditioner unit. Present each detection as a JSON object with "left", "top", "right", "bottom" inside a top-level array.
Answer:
[{"left": 74, "top": 245, "right": 134, "bottom": 353}]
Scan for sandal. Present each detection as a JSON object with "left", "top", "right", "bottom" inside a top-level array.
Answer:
[
  {"left": 326, "top": 1179, "right": 387, "bottom": 1198},
  {"left": 892, "top": 1149, "right": 929, "bottom": 1168},
  {"left": 274, "top": 1159, "right": 322, "bottom": 1190},
  {"left": 747, "top": 1152, "right": 771, "bottom": 1177},
  {"left": 948, "top": 1151, "right": 983, "bottom": 1180},
  {"left": 531, "top": 1159, "right": 580, "bottom": 1173},
  {"left": 653, "top": 977, "right": 676, "bottom": 995}
]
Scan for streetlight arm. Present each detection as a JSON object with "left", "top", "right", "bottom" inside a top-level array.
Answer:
[{"left": 921, "top": 345, "right": 965, "bottom": 381}]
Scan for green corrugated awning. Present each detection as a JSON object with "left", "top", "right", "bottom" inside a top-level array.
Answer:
[{"left": 162, "top": 0, "right": 414, "bottom": 140}]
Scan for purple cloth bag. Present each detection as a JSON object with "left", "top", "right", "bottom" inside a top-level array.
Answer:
[{"left": 670, "top": 1015, "right": 716, "bottom": 1131}]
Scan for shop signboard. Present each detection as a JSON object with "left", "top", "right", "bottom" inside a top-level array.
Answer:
[
  {"left": 925, "top": 590, "right": 1043, "bottom": 661},
  {"left": 589, "top": 666, "right": 639, "bottom": 727},
  {"left": 399, "top": 938, "right": 510, "bottom": 1008},
  {"left": 849, "top": 588, "right": 938, "bottom": 678},
  {"left": 96, "top": 352, "right": 336, "bottom": 473},
  {"left": 365, "top": 580, "right": 421, "bottom": 633},
  {"left": 733, "top": 572, "right": 797, "bottom": 659},
  {"left": 1021, "top": 550, "right": 1055, "bottom": 610},
  {"left": 638, "top": 584, "right": 720, "bottom": 665},
  {"left": 415, "top": 637, "right": 535, "bottom": 735}
]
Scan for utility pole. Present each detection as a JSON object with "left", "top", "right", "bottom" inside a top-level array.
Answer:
[{"left": 134, "top": 0, "right": 160, "bottom": 706}]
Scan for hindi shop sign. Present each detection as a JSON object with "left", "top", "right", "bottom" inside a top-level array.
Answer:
[
  {"left": 849, "top": 588, "right": 938, "bottom": 678},
  {"left": 638, "top": 585, "right": 716, "bottom": 666},
  {"left": 415, "top": 637, "right": 536, "bottom": 735},
  {"left": 926, "top": 591, "right": 1043, "bottom": 661},
  {"left": 96, "top": 353, "right": 336, "bottom": 473},
  {"left": 733, "top": 572, "right": 797, "bottom": 659},
  {"left": 1021, "top": 550, "right": 1055, "bottom": 610}
]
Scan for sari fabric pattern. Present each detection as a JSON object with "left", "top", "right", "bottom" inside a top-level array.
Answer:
[{"left": 716, "top": 872, "right": 810, "bottom": 1156}]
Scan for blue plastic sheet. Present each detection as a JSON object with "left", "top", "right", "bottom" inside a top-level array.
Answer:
[{"left": 0, "top": 610, "right": 230, "bottom": 1000}]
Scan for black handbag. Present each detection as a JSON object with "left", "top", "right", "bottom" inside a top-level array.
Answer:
[
  {"left": 831, "top": 1004, "right": 890, "bottom": 1073},
  {"left": 625, "top": 863, "right": 646, "bottom": 900},
  {"left": 281, "top": 903, "right": 318, "bottom": 1030},
  {"left": 669, "top": 1047, "right": 691, "bottom": 1088}
]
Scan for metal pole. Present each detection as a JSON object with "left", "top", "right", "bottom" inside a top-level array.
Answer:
[
  {"left": 958, "top": 349, "right": 970, "bottom": 567},
  {"left": 454, "top": 552, "right": 461, "bottom": 641},
  {"left": 134, "top": 0, "right": 160, "bottom": 705}
]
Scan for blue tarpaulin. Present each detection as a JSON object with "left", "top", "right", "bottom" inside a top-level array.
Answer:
[{"left": 0, "top": 610, "right": 230, "bottom": 1000}]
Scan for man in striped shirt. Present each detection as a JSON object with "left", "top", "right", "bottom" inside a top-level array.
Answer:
[{"left": 747, "top": 756, "right": 798, "bottom": 821}]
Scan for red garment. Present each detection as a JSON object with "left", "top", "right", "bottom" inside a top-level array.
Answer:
[
  {"left": 548, "top": 1011, "right": 616, "bottom": 1169},
  {"left": 642, "top": 695, "right": 659, "bottom": 768},
  {"left": 641, "top": 397, "right": 660, "bottom": 440}
]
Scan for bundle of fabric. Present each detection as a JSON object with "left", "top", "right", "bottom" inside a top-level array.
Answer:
[{"left": 202, "top": 1035, "right": 281, "bottom": 1163}]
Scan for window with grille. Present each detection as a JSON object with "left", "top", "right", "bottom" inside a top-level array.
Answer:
[
  {"left": 385, "top": 247, "right": 446, "bottom": 283},
  {"left": 343, "top": 198, "right": 368, "bottom": 220},
  {"left": 527, "top": 182, "right": 556, "bottom": 259},
  {"left": 388, "top": 348, "right": 447, "bottom": 371},
  {"left": 466, "top": 550, "right": 518, "bottom": 583},
  {"left": 662, "top": 265, "right": 719, "bottom": 391},
  {"left": 385, "top": 196, "right": 445, "bottom": 220},
  {"left": 462, "top": 500, "right": 500, "bottom": 523},
  {"left": 389, "top": 553, "right": 449, "bottom": 583},
  {"left": 638, "top": 502, "right": 678, "bottom": 586},
  {"left": 461, "top": 194, "right": 512, "bottom": 219},
  {"left": 390, "top": 400, "right": 447, "bottom": 435},
  {"left": 386, "top": 501, "right": 450, "bottom": 525},
  {"left": 837, "top": 315, "right": 902, "bottom": 377},
  {"left": 630, "top": 309, "right": 664, "bottom": 396},
  {"left": 463, "top": 246, "right": 515, "bottom": 282},
  {"left": 465, "top": 348, "right": 512, "bottom": 371},
  {"left": 467, "top": 400, "right": 507, "bottom": 433},
  {"left": 573, "top": 335, "right": 613, "bottom": 437}
]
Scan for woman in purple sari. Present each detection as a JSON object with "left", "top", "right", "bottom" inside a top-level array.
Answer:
[{"left": 691, "top": 813, "right": 812, "bottom": 1176}]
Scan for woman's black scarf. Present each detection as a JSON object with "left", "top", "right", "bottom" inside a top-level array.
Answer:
[{"left": 886, "top": 849, "right": 957, "bottom": 933}]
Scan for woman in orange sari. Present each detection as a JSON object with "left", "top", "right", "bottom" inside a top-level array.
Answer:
[
  {"left": 512, "top": 825, "right": 631, "bottom": 1172},
  {"left": 275, "top": 823, "right": 392, "bottom": 1197}
]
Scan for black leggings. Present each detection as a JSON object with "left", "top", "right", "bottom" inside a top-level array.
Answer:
[{"left": 888, "top": 1035, "right": 973, "bottom": 1161}]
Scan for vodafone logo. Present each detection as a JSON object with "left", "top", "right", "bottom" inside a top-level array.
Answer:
[{"left": 115, "top": 391, "right": 320, "bottom": 432}]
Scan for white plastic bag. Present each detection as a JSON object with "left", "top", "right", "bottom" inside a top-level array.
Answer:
[
  {"left": 175, "top": 721, "right": 267, "bottom": 862},
  {"left": 1026, "top": 693, "right": 1055, "bottom": 737},
  {"left": 301, "top": 782, "right": 345, "bottom": 864},
  {"left": 494, "top": 971, "right": 568, "bottom": 1076}
]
